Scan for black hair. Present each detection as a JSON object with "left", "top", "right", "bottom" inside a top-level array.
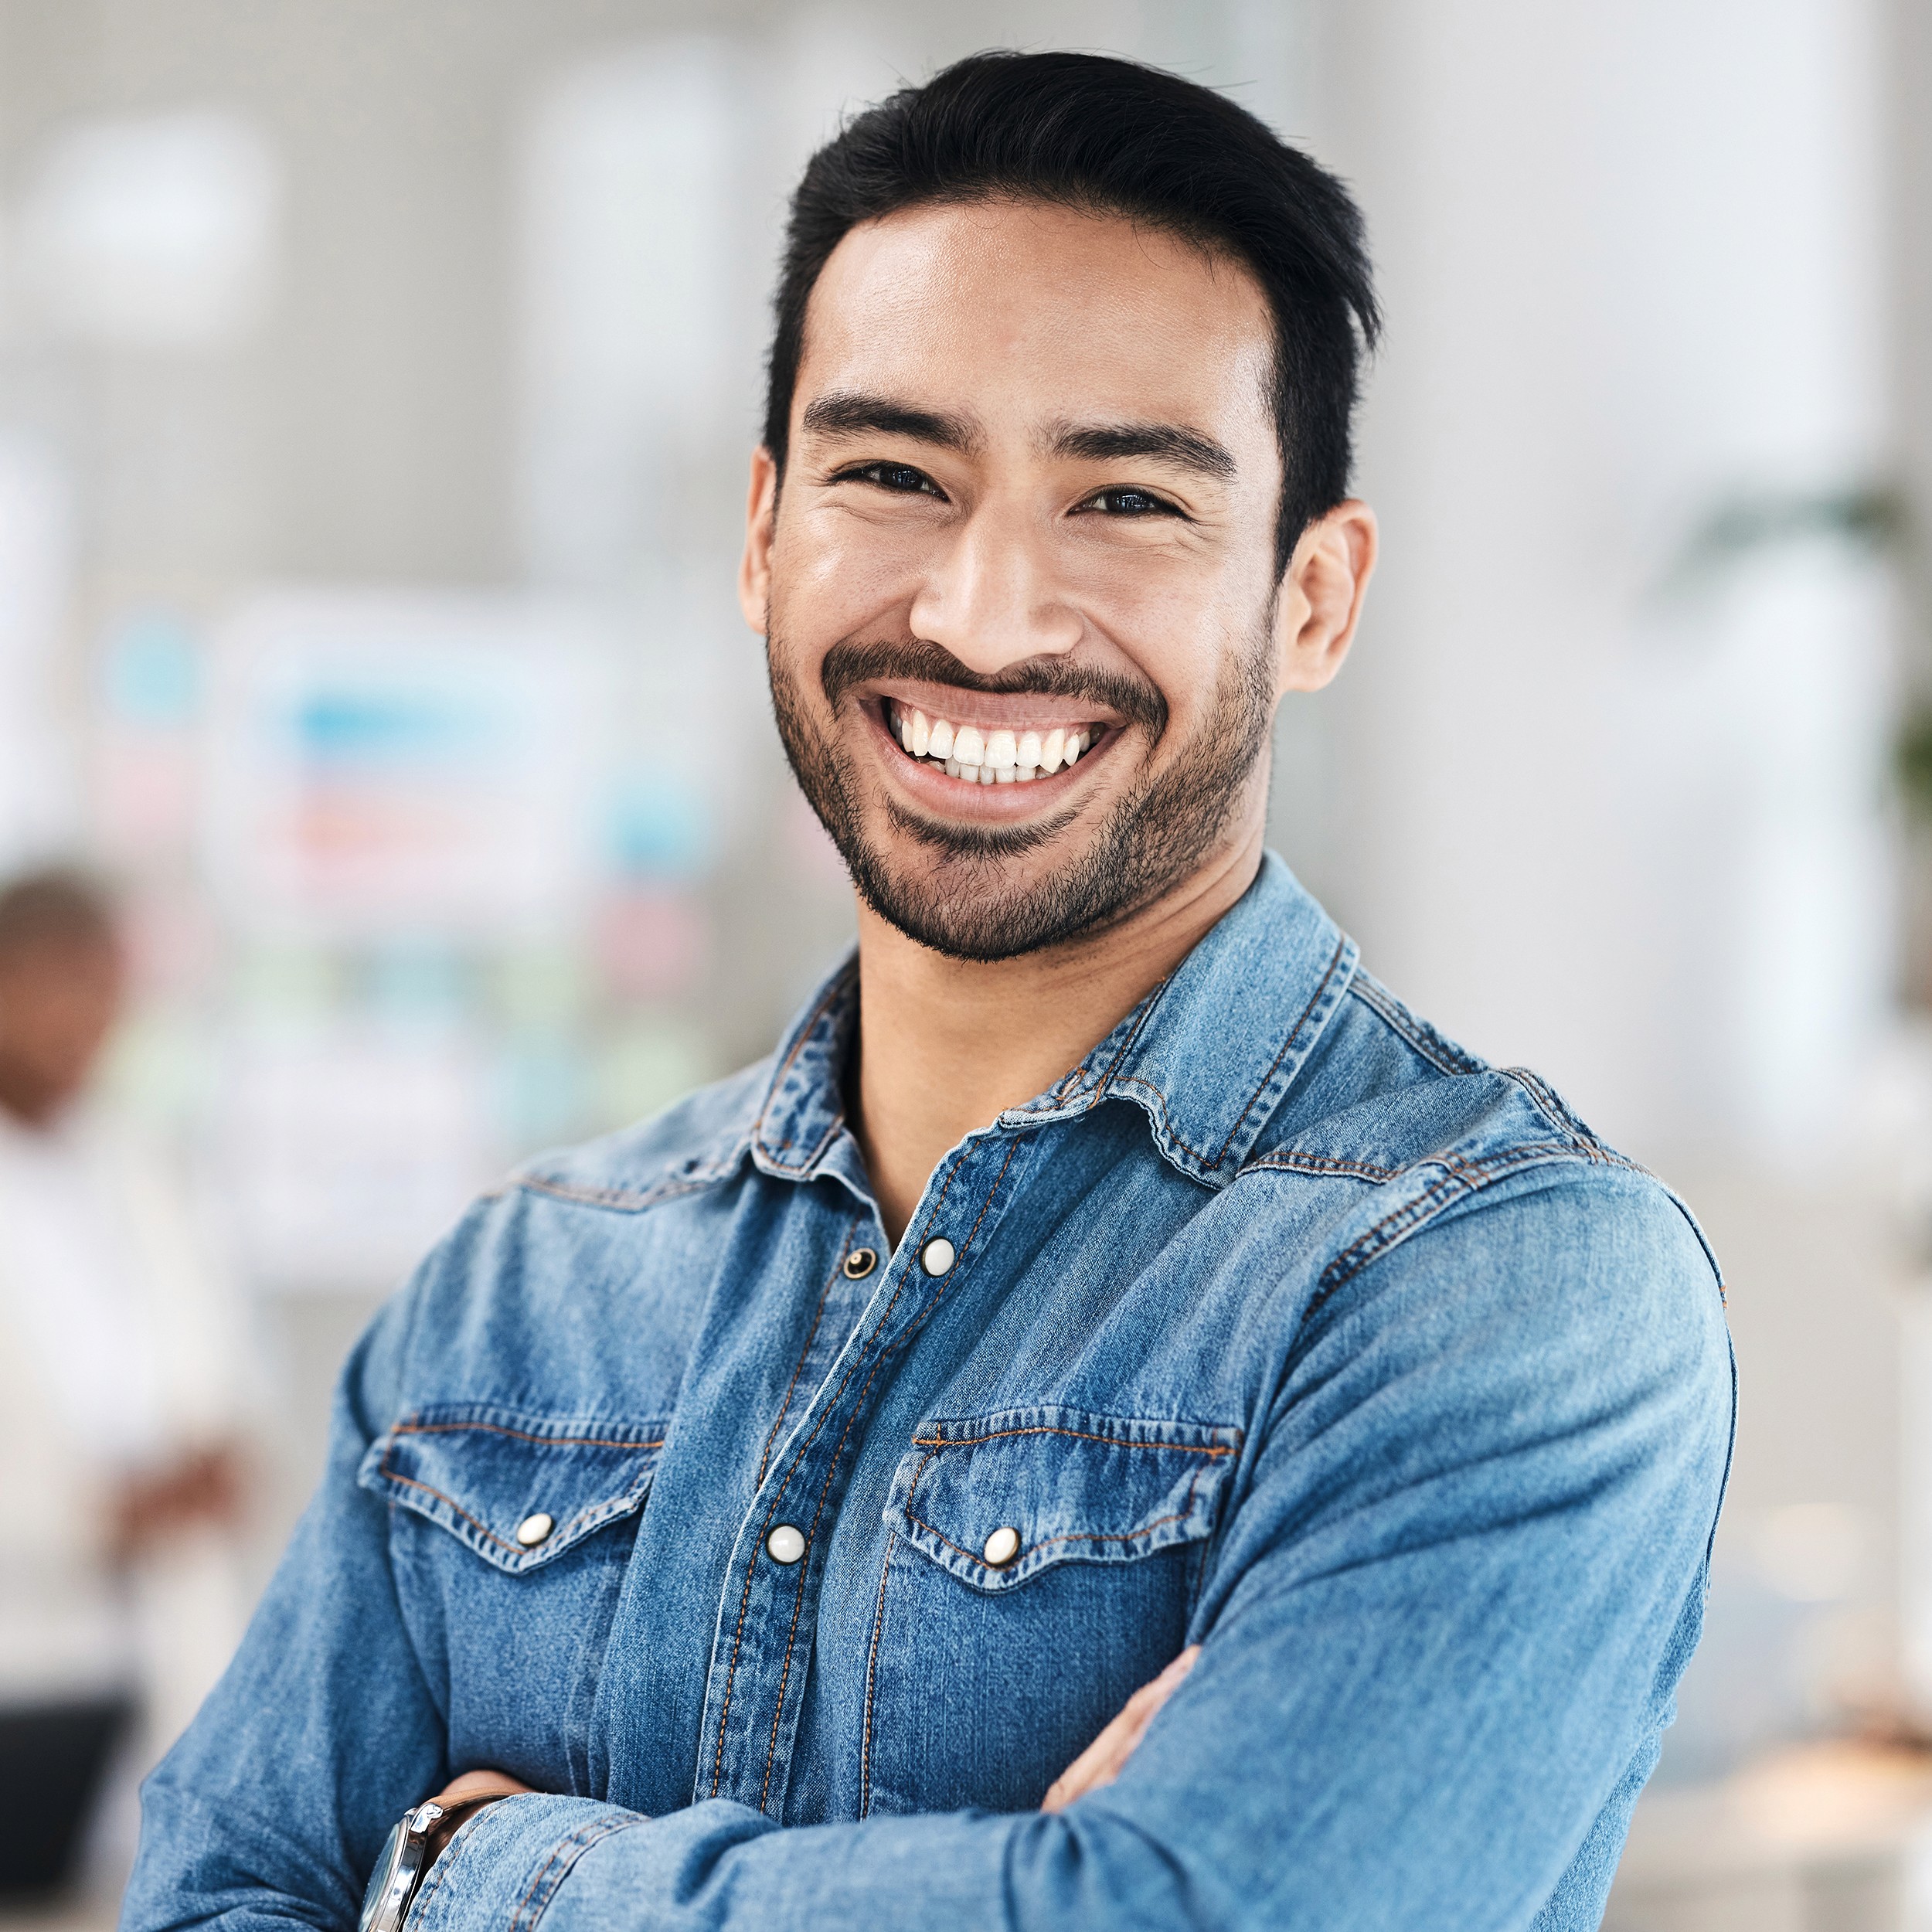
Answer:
[{"left": 765, "top": 49, "right": 1379, "bottom": 576}]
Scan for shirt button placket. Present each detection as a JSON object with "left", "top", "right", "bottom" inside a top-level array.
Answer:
[{"left": 700, "top": 1140, "right": 1027, "bottom": 1816}]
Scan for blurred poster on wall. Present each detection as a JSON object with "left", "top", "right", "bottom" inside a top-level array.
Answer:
[
  {"left": 200, "top": 589, "right": 614, "bottom": 1291},
  {"left": 204, "top": 589, "right": 607, "bottom": 942}
]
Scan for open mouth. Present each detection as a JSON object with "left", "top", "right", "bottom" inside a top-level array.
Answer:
[{"left": 883, "top": 697, "right": 1104, "bottom": 787}]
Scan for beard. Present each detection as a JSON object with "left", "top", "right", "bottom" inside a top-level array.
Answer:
[{"left": 766, "top": 617, "right": 1280, "bottom": 964}]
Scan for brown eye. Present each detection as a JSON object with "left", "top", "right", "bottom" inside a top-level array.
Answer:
[
  {"left": 1080, "top": 487, "right": 1175, "bottom": 517},
  {"left": 846, "top": 462, "right": 941, "bottom": 496}
]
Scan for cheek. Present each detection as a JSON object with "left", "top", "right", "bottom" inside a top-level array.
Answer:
[
  {"left": 775, "top": 509, "right": 931, "bottom": 646},
  {"left": 1070, "top": 554, "right": 1269, "bottom": 733}
]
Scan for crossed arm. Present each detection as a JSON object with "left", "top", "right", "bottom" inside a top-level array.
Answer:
[
  {"left": 427, "top": 1643, "right": 1199, "bottom": 1828},
  {"left": 124, "top": 1177, "right": 1731, "bottom": 1932}
]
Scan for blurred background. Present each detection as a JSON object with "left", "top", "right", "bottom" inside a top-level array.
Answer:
[{"left": 0, "top": 0, "right": 1925, "bottom": 1925}]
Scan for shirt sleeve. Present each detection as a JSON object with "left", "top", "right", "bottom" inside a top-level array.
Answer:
[
  {"left": 121, "top": 1282, "right": 446, "bottom": 1932},
  {"left": 406, "top": 1165, "right": 1735, "bottom": 1932}
]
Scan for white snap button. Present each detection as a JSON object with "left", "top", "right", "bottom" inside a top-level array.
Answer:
[
  {"left": 982, "top": 1525, "right": 1021, "bottom": 1568},
  {"left": 767, "top": 1523, "right": 806, "bottom": 1565},
  {"left": 515, "top": 1512, "right": 555, "bottom": 1547},
  {"left": 920, "top": 1236, "right": 956, "bottom": 1277}
]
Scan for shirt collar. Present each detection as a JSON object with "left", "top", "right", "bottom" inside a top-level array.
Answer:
[{"left": 750, "top": 852, "right": 1358, "bottom": 1194}]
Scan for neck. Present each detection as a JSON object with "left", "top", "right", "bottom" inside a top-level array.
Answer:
[{"left": 849, "top": 818, "right": 1267, "bottom": 1245}]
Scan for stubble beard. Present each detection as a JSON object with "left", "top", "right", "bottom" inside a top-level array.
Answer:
[{"left": 765, "top": 616, "right": 1281, "bottom": 964}]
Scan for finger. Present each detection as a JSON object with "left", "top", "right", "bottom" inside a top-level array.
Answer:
[
  {"left": 433, "top": 1768, "right": 536, "bottom": 1804},
  {"left": 1041, "top": 1646, "right": 1199, "bottom": 1812}
]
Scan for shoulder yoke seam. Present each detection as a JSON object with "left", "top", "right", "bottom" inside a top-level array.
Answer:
[
  {"left": 507, "top": 1153, "right": 744, "bottom": 1215},
  {"left": 1348, "top": 975, "right": 1485, "bottom": 1079},
  {"left": 1301, "top": 1138, "right": 1645, "bottom": 1323}
]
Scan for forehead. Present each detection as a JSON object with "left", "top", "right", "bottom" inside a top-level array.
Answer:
[{"left": 794, "top": 199, "right": 1277, "bottom": 451}]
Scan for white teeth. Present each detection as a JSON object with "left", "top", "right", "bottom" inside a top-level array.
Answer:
[{"left": 891, "top": 703, "right": 1099, "bottom": 787}]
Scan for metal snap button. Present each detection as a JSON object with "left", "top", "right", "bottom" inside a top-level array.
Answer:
[
  {"left": 982, "top": 1525, "right": 1021, "bottom": 1568},
  {"left": 515, "top": 1512, "right": 555, "bottom": 1547},
  {"left": 767, "top": 1523, "right": 807, "bottom": 1565},
  {"left": 920, "top": 1236, "right": 956, "bottom": 1277},
  {"left": 843, "top": 1247, "right": 878, "bottom": 1280}
]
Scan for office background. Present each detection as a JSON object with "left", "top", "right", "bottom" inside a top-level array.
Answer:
[{"left": 0, "top": 2, "right": 1927, "bottom": 1923}]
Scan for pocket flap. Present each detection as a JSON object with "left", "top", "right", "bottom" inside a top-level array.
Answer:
[
  {"left": 359, "top": 1404, "right": 668, "bottom": 1574},
  {"left": 885, "top": 1406, "right": 1240, "bottom": 1593}
]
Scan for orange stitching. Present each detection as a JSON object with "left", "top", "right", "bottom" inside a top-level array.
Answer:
[
  {"left": 902, "top": 1444, "right": 1221, "bottom": 1571},
  {"left": 903, "top": 1504, "right": 1192, "bottom": 1566},
  {"left": 707, "top": 1153, "right": 968, "bottom": 1798},
  {"left": 1240, "top": 1150, "right": 1394, "bottom": 1182},
  {"left": 377, "top": 1446, "right": 648, "bottom": 1556},
  {"left": 753, "top": 1135, "right": 1023, "bottom": 1813},
  {"left": 755, "top": 1224, "right": 856, "bottom": 1489},
  {"left": 377, "top": 1465, "right": 520, "bottom": 1553},
  {"left": 1212, "top": 934, "right": 1349, "bottom": 1167},
  {"left": 752, "top": 969, "right": 855, "bottom": 1167},
  {"left": 908, "top": 1423, "right": 1232, "bottom": 1456},
  {"left": 391, "top": 1420, "right": 665, "bottom": 1452},
  {"left": 860, "top": 1535, "right": 895, "bottom": 1818},
  {"left": 1068, "top": 935, "right": 1346, "bottom": 1173},
  {"left": 506, "top": 1814, "right": 634, "bottom": 1932},
  {"left": 1087, "top": 981, "right": 1169, "bottom": 1109}
]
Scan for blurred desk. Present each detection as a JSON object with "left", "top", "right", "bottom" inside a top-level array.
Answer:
[{"left": 1606, "top": 1741, "right": 1932, "bottom": 1930}]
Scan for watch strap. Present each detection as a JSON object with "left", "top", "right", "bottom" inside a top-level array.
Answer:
[{"left": 420, "top": 1790, "right": 510, "bottom": 1864}]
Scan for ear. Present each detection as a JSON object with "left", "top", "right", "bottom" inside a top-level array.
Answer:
[
  {"left": 1271, "top": 500, "right": 1378, "bottom": 696},
  {"left": 737, "top": 446, "right": 780, "bottom": 634}
]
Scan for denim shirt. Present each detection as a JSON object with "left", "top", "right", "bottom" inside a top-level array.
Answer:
[{"left": 124, "top": 855, "right": 1733, "bottom": 1932}]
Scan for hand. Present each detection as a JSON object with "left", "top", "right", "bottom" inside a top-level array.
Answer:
[
  {"left": 1041, "top": 1646, "right": 1199, "bottom": 1813},
  {"left": 108, "top": 1443, "right": 247, "bottom": 1564},
  {"left": 427, "top": 1768, "right": 536, "bottom": 1808}
]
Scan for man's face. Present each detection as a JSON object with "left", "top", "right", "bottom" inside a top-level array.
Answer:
[{"left": 748, "top": 199, "right": 1291, "bottom": 961}]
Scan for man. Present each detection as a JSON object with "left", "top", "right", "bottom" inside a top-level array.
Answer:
[
  {"left": 0, "top": 869, "right": 253, "bottom": 1889},
  {"left": 124, "top": 51, "right": 1731, "bottom": 1932}
]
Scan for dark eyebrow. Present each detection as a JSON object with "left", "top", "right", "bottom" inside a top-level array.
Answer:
[
  {"left": 1046, "top": 420, "right": 1237, "bottom": 481},
  {"left": 799, "top": 391, "right": 979, "bottom": 454}
]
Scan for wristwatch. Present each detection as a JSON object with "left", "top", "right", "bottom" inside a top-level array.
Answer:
[{"left": 358, "top": 1793, "right": 505, "bottom": 1932}]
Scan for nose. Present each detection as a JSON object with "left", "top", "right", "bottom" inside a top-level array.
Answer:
[{"left": 906, "top": 498, "right": 1083, "bottom": 674}]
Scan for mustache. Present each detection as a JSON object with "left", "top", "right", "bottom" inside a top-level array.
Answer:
[{"left": 818, "top": 638, "right": 1168, "bottom": 742}]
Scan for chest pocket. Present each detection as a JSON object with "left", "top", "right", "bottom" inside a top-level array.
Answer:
[
  {"left": 359, "top": 1404, "right": 668, "bottom": 1791},
  {"left": 862, "top": 1406, "right": 1239, "bottom": 1820}
]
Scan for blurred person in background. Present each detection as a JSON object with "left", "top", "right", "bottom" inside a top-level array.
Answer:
[
  {"left": 0, "top": 869, "right": 254, "bottom": 1893},
  {"left": 127, "top": 52, "right": 1732, "bottom": 1932}
]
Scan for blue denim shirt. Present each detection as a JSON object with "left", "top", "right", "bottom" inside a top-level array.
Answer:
[{"left": 124, "top": 855, "right": 1733, "bottom": 1932}]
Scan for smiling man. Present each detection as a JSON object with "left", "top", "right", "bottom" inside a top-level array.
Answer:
[{"left": 125, "top": 51, "right": 1733, "bottom": 1932}]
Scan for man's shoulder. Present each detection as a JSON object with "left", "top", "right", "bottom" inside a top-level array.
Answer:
[
  {"left": 1257, "top": 962, "right": 1635, "bottom": 1179},
  {"left": 489, "top": 1054, "right": 774, "bottom": 1216},
  {"left": 1244, "top": 961, "right": 1722, "bottom": 1303}
]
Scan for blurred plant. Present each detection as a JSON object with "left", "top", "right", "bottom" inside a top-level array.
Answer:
[
  {"left": 1662, "top": 480, "right": 1932, "bottom": 823},
  {"left": 1661, "top": 482, "right": 1911, "bottom": 596}
]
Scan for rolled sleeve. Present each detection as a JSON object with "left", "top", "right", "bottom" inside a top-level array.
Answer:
[{"left": 411, "top": 1797, "right": 645, "bottom": 1932}]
